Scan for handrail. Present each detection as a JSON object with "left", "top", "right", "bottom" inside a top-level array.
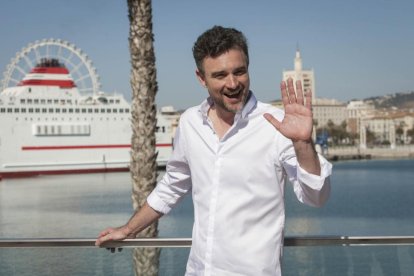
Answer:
[{"left": 1, "top": 236, "right": 414, "bottom": 248}]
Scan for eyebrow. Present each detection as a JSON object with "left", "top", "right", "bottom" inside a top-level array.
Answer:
[{"left": 210, "top": 66, "right": 247, "bottom": 78}]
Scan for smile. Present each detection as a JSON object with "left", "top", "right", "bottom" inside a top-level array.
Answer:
[{"left": 224, "top": 90, "right": 242, "bottom": 98}]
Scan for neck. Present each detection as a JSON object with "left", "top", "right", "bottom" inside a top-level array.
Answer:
[
  {"left": 214, "top": 106, "right": 235, "bottom": 125},
  {"left": 208, "top": 106, "right": 235, "bottom": 139}
]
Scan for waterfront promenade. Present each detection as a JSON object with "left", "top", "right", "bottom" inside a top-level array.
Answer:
[{"left": 326, "top": 145, "right": 414, "bottom": 161}]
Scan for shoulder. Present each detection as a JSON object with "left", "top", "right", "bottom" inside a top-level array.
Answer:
[
  {"left": 179, "top": 105, "right": 201, "bottom": 121},
  {"left": 176, "top": 104, "right": 205, "bottom": 129}
]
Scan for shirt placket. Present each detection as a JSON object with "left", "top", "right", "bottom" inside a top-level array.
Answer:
[{"left": 204, "top": 118, "right": 223, "bottom": 275}]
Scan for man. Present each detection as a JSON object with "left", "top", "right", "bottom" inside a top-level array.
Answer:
[{"left": 96, "top": 25, "right": 332, "bottom": 275}]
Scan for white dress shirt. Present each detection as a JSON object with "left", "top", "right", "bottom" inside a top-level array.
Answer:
[{"left": 147, "top": 92, "right": 332, "bottom": 276}]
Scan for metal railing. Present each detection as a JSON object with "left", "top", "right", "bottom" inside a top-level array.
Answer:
[{"left": 1, "top": 236, "right": 414, "bottom": 248}]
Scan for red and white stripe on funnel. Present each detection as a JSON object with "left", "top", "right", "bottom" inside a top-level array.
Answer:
[{"left": 18, "top": 65, "right": 76, "bottom": 88}]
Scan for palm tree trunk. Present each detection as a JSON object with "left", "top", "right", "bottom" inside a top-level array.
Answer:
[{"left": 127, "top": 0, "right": 159, "bottom": 275}]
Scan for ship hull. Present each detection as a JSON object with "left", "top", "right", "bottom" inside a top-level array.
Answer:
[{"left": 1, "top": 52, "right": 175, "bottom": 179}]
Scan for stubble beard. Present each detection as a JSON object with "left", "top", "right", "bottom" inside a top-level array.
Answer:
[{"left": 213, "top": 88, "right": 249, "bottom": 114}]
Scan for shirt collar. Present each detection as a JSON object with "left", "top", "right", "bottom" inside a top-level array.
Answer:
[{"left": 199, "top": 91, "right": 257, "bottom": 121}]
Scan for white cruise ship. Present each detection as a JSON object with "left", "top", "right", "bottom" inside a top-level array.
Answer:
[{"left": 0, "top": 39, "right": 174, "bottom": 179}]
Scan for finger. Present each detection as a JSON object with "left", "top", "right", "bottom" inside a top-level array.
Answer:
[
  {"left": 95, "top": 232, "right": 113, "bottom": 246},
  {"left": 280, "top": 81, "right": 289, "bottom": 106},
  {"left": 295, "top": 80, "right": 304, "bottom": 105},
  {"left": 287, "top": 78, "right": 296, "bottom": 103},
  {"left": 263, "top": 113, "right": 281, "bottom": 130},
  {"left": 97, "top": 228, "right": 113, "bottom": 238}
]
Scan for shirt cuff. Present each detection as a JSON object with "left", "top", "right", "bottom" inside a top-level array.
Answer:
[
  {"left": 297, "top": 154, "right": 332, "bottom": 190},
  {"left": 147, "top": 190, "right": 173, "bottom": 215}
]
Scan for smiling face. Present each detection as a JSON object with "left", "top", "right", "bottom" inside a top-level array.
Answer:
[{"left": 196, "top": 48, "right": 250, "bottom": 115}]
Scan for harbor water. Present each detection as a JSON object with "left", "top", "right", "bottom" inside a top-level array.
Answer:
[{"left": 1, "top": 159, "right": 414, "bottom": 275}]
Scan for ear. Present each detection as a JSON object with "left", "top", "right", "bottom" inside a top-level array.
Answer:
[{"left": 196, "top": 69, "right": 207, "bottom": 88}]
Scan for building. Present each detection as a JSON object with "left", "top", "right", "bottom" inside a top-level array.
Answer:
[
  {"left": 283, "top": 48, "right": 316, "bottom": 102},
  {"left": 346, "top": 100, "right": 375, "bottom": 134},
  {"left": 313, "top": 98, "right": 347, "bottom": 128}
]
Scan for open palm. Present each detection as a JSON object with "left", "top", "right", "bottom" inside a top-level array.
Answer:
[{"left": 264, "top": 79, "right": 313, "bottom": 142}]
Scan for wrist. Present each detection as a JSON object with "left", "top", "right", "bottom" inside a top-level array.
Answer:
[
  {"left": 292, "top": 139, "right": 314, "bottom": 152},
  {"left": 123, "top": 224, "right": 135, "bottom": 237}
]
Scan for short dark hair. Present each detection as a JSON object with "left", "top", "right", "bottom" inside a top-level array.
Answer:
[{"left": 192, "top": 26, "right": 249, "bottom": 74}]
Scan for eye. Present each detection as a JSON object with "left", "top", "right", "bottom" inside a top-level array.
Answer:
[
  {"left": 234, "top": 68, "right": 247, "bottom": 76},
  {"left": 212, "top": 72, "right": 226, "bottom": 79}
]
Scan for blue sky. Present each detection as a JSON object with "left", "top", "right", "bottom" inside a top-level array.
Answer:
[{"left": 1, "top": 0, "right": 413, "bottom": 110}]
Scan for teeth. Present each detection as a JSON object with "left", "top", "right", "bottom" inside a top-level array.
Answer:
[{"left": 225, "top": 90, "right": 241, "bottom": 96}]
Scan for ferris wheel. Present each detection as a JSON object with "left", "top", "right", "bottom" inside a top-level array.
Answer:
[{"left": 1, "top": 38, "right": 101, "bottom": 95}]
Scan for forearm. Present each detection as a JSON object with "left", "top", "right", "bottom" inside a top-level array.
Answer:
[
  {"left": 124, "top": 201, "right": 163, "bottom": 236},
  {"left": 293, "top": 139, "right": 321, "bottom": 176}
]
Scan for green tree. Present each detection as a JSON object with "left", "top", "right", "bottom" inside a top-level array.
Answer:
[{"left": 127, "top": 0, "right": 159, "bottom": 275}]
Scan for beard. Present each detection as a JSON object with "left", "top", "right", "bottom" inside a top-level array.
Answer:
[{"left": 210, "top": 88, "right": 250, "bottom": 114}]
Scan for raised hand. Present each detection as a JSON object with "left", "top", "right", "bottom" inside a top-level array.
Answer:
[{"left": 264, "top": 78, "right": 313, "bottom": 142}]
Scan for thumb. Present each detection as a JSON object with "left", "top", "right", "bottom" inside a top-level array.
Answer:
[{"left": 263, "top": 113, "right": 281, "bottom": 130}]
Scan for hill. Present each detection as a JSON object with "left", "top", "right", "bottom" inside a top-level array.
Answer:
[{"left": 363, "top": 91, "right": 414, "bottom": 110}]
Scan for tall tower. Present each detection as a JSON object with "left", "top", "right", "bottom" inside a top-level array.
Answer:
[{"left": 282, "top": 48, "right": 316, "bottom": 102}]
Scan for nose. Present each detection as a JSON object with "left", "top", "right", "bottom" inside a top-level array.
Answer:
[{"left": 225, "top": 74, "right": 238, "bottom": 89}]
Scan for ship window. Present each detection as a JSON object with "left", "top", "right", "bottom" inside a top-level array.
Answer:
[
  {"left": 58, "top": 126, "right": 62, "bottom": 134},
  {"left": 107, "top": 109, "right": 111, "bottom": 113},
  {"left": 42, "top": 108, "right": 47, "bottom": 113},
  {"left": 14, "top": 108, "right": 19, "bottom": 113},
  {"left": 61, "top": 100, "right": 65, "bottom": 104},
  {"left": 21, "top": 99, "right": 26, "bottom": 104},
  {"left": 44, "top": 126, "right": 48, "bottom": 134},
  {"left": 54, "top": 99, "right": 59, "bottom": 104},
  {"left": 0, "top": 108, "right": 5, "bottom": 113},
  {"left": 94, "top": 108, "right": 99, "bottom": 113},
  {"left": 35, "top": 108, "right": 40, "bottom": 113},
  {"left": 37, "top": 126, "right": 41, "bottom": 134},
  {"left": 116, "top": 99, "right": 120, "bottom": 104},
  {"left": 125, "top": 109, "right": 130, "bottom": 113},
  {"left": 34, "top": 99, "right": 39, "bottom": 104},
  {"left": 21, "top": 108, "right": 26, "bottom": 113},
  {"left": 47, "top": 99, "right": 52, "bottom": 104},
  {"left": 120, "top": 109, "right": 124, "bottom": 113},
  {"left": 69, "top": 109, "right": 73, "bottom": 113},
  {"left": 41, "top": 99, "right": 46, "bottom": 104},
  {"left": 29, "top": 108, "right": 33, "bottom": 113},
  {"left": 88, "top": 109, "right": 92, "bottom": 113},
  {"left": 109, "top": 99, "right": 114, "bottom": 104},
  {"left": 113, "top": 109, "right": 117, "bottom": 113},
  {"left": 81, "top": 109, "right": 86, "bottom": 113},
  {"left": 97, "top": 97, "right": 108, "bottom": 104},
  {"left": 100, "top": 109, "right": 105, "bottom": 113},
  {"left": 55, "top": 108, "right": 60, "bottom": 113},
  {"left": 62, "top": 109, "right": 67, "bottom": 113},
  {"left": 67, "top": 100, "right": 72, "bottom": 104},
  {"left": 49, "top": 108, "right": 54, "bottom": 113},
  {"left": 75, "top": 108, "right": 80, "bottom": 113},
  {"left": 28, "top": 99, "right": 33, "bottom": 104}
]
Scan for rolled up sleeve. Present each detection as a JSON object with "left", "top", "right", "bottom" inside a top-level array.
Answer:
[{"left": 281, "top": 146, "right": 332, "bottom": 207}]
